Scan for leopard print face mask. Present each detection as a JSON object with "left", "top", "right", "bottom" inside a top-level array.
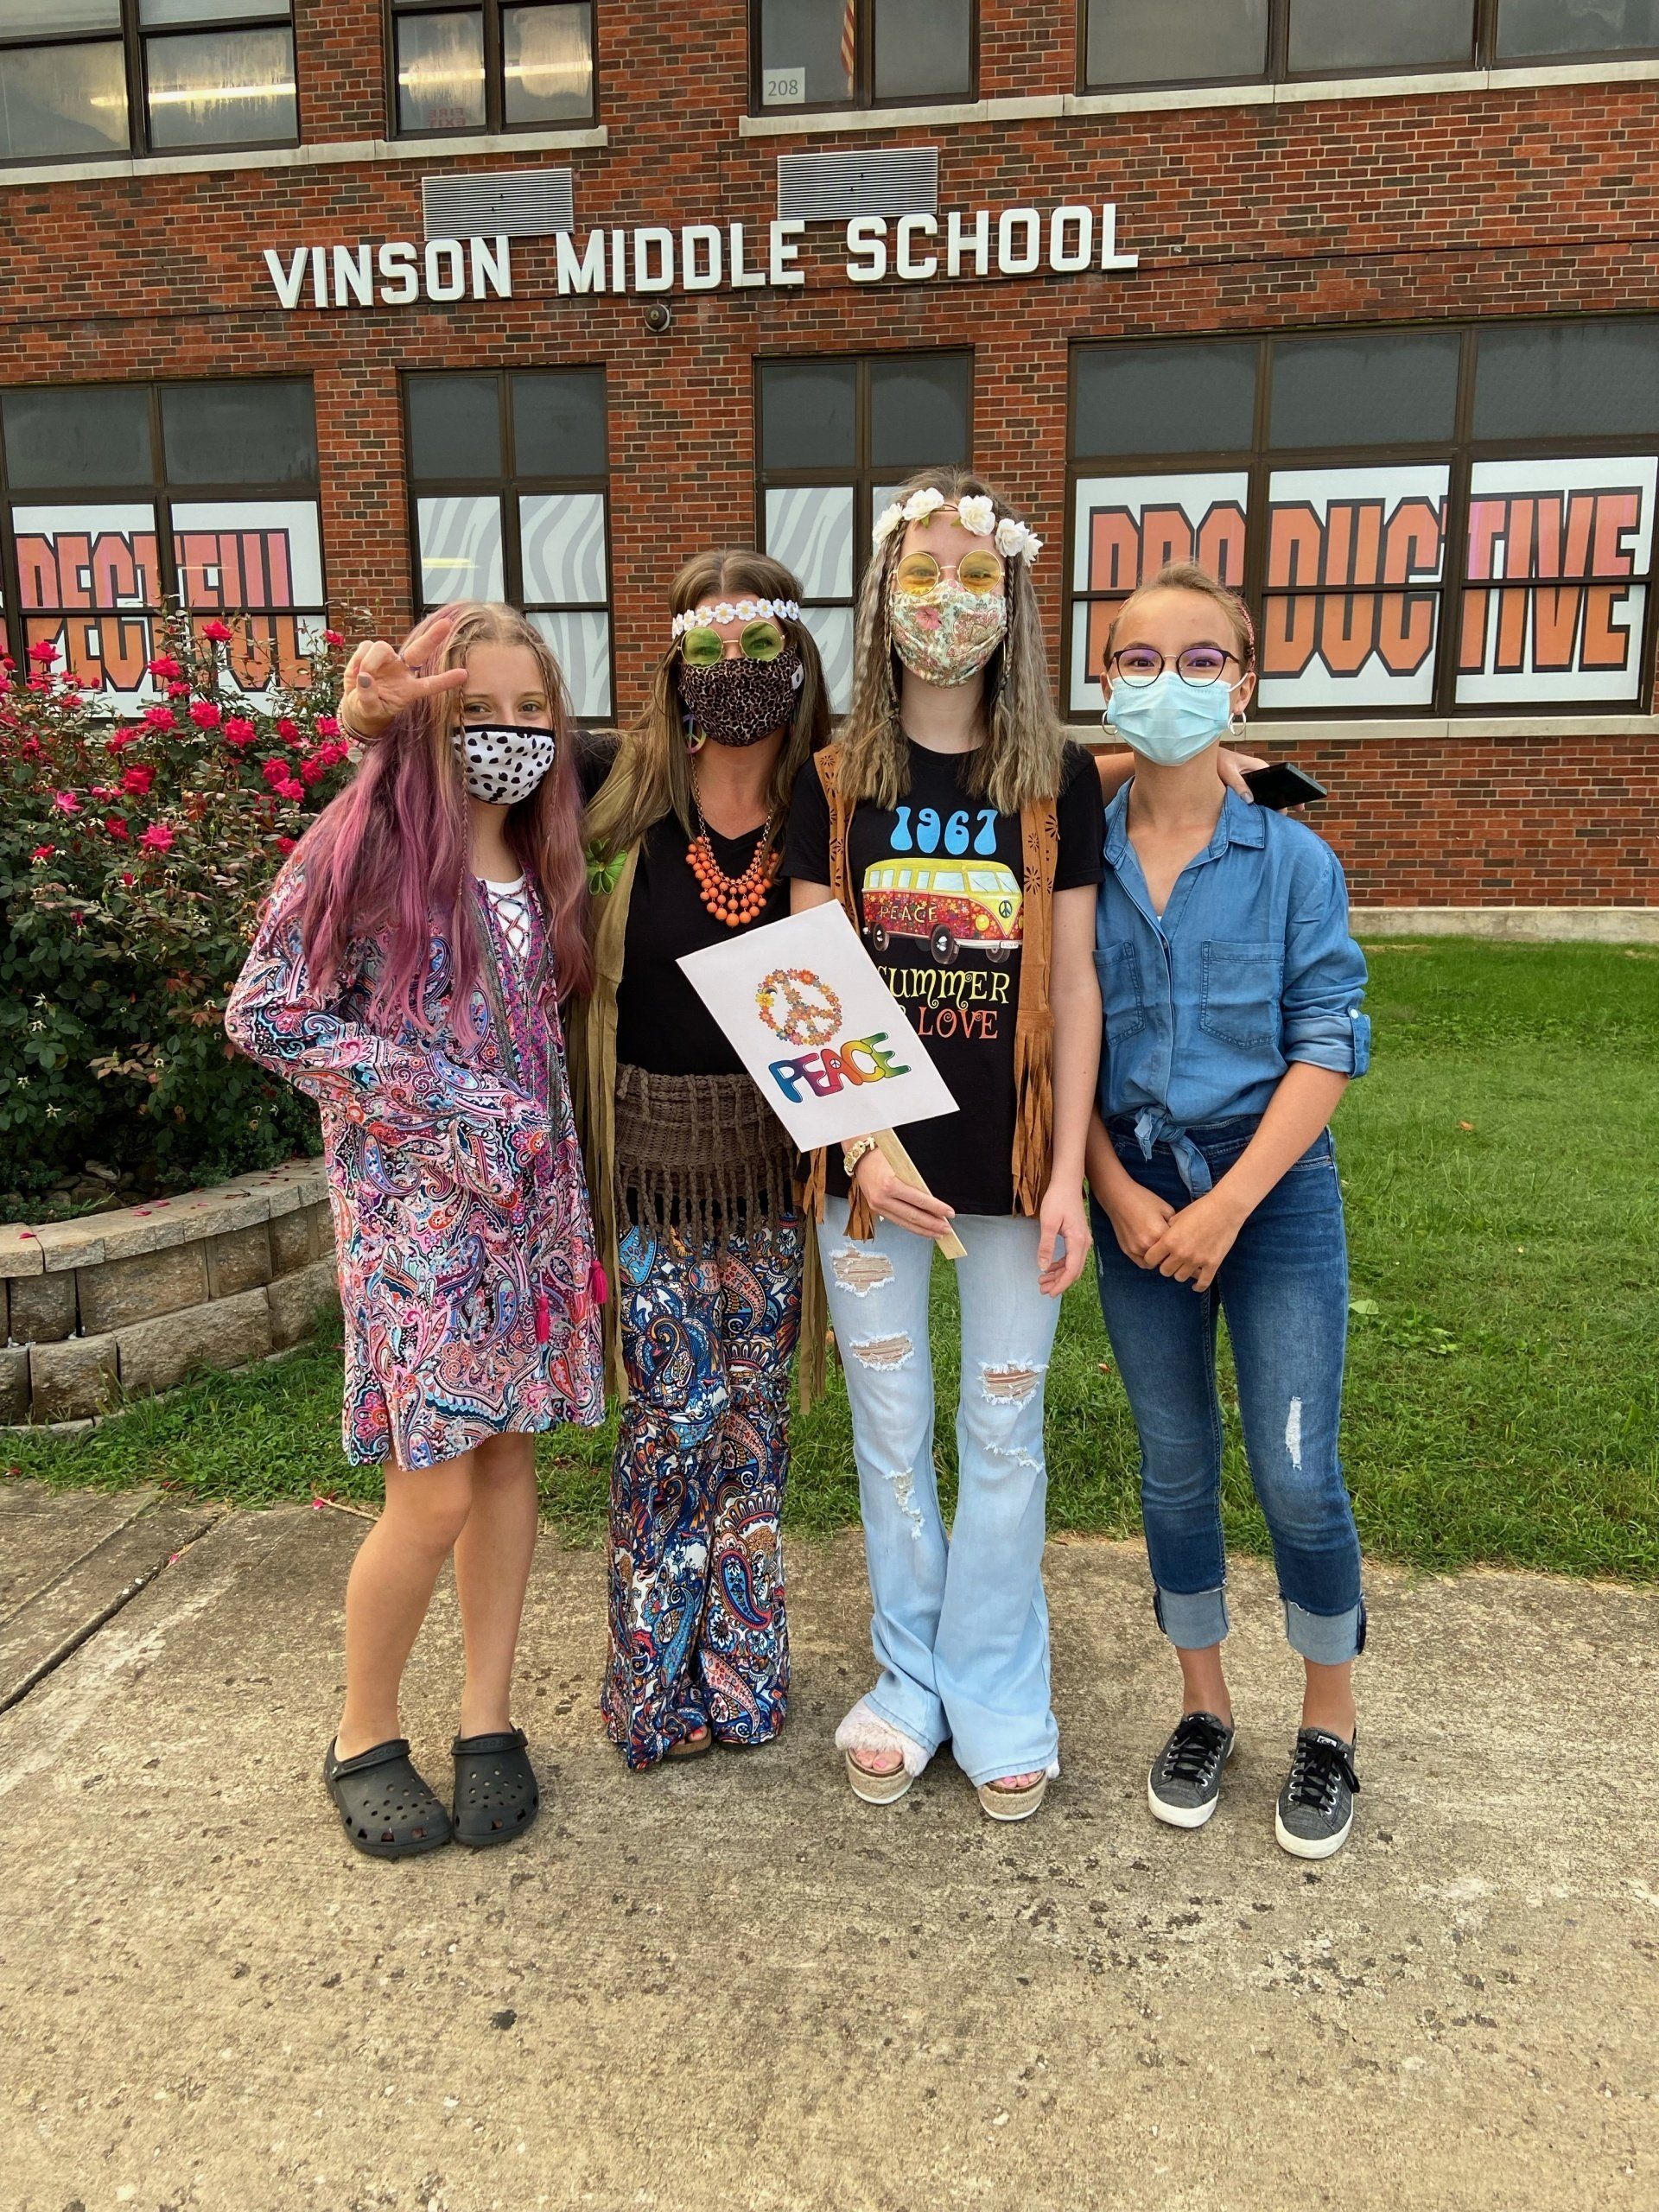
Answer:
[{"left": 676, "top": 644, "right": 804, "bottom": 747}]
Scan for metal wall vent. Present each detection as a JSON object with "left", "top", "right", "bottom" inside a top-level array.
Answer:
[
  {"left": 776, "top": 146, "right": 939, "bottom": 225},
  {"left": 421, "top": 168, "right": 575, "bottom": 241}
]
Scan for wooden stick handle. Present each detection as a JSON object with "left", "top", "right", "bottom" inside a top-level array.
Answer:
[{"left": 872, "top": 1130, "right": 967, "bottom": 1262}]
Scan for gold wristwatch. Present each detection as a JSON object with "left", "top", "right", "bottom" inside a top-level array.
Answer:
[{"left": 842, "top": 1135, "right": 880, "bottom": 1179}]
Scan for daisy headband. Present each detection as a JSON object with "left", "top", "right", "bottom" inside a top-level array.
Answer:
[
  {"left": 872, "top": 487, "right": 1043, "bottom": 564},
  {"left": 671, "top": 596, "right": 801, "bottom": 640}
]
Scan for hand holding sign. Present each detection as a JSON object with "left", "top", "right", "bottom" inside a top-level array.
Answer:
[{"left": 678, "top": 904, "right": 967, "bottom": 1260}]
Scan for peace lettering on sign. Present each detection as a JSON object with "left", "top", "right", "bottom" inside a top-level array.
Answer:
[{"left": 679, "top": 903, "right": 956, "bottom": 1154}]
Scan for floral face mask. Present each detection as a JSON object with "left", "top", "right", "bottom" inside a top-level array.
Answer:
[{"left": 888, "top": 580, "right": 1008, "bottom": 688}]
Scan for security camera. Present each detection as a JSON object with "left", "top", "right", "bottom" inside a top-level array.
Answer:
[{"left": 644, "top": 301, "right": 673, "bottom": 334}]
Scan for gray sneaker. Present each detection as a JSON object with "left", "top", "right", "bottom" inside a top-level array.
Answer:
[
  {"left": 1275, "top": 1728, "right": 1360, "bottom": 1859},
  {"left": 1147, "top": 1711, "right": 1236, "bottom": 1829}
]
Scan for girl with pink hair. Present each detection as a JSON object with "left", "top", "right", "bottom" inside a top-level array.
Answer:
[{"left": 226, "top": 602, "right": 604, "bottom": 1861}]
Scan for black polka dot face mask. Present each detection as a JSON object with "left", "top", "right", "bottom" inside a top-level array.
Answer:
[{"left": 452, "top": 722, "right": 557, "bottom": 805}]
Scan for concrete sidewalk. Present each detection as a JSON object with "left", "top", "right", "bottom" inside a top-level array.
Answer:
[{"left": 1, "top": 1484, "right": 1655, "bottom": 2212}]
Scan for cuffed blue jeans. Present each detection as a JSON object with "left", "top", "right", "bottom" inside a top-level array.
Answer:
[
  {"left": 1091, "top": 1117, "right": 1365, "bottom": 1666},
  {"left": 817, "top": 1198, "right": 1063, "bottom": 1786}
]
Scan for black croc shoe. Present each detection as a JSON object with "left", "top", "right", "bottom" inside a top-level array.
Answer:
[
  {"left": 451, "top": 1727, "right": 540, "bottom": 1847},
  {"left": 324, "top": 1738, "right": 454, "bottom": 1859}
]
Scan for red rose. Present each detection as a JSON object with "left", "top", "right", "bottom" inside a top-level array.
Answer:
[
  {"left": 261, "top": 756, "right": 290, "bottom": 788},
  {"left": 276, "top": 716, "right": 301, "bottom": 743},
  {"left": 200, "top": 620, "right": 234, "bottom": 644},
  {"left": 314, "top": 715, "right": 340, "bottom": 738},
  {"left": 222, "top": 715, "right": 257, "bottom": 747},
  {"left": 143, "top": 706, "right": 177, "bottom": 731},
  {"left": 276, "top": 834, "right": 298, "bottom": 854},
  {"left": 121, "top": 764, "right": 156, "bottom": 796},
  {"left": 139, "top": 822, "right": 176, "bottom": 852},
  {"left": 52, "top": 790, "right": 81, "bottom": 814},
  {"left": 145, "top": 656, "right": 182, "bottom": 679},
  {"left": 29, "top": 843, "right": 54, "bottom": 862},
  {"left": 166, "top": 681, "right": 189, "bottom": 699},
  {"left": 300, "top": 753, "right": 328, "bottom": 785},
  {"left": 276, "top": 776, "right": 304, "bottom": 801},
  {"left": 188, "top": 699, "right": 224, "bottom": 729},
  {"left": 105, "top": 814, "right": 130, "bottom": 839},
  {"left": 28, "top": 639, "right": 59, "bottom": 664}
]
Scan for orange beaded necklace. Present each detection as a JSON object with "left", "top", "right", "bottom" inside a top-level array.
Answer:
[{"left": 686, "top": 773, "right": 782, "bottom": 929}]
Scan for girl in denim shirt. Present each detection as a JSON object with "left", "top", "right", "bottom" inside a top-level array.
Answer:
[{"left": 1084, "top": 563, "right": 1371, "bottom": 1859}]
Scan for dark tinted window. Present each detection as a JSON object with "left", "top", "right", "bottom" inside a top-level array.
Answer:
[
  {"left": 512, "top": 369, "right": 607, "bottom": 477},
  {"left": 1287, "top": 0, "right": 1474, "bottom": 72},
  {"left": 873, "top": 0, "right": 973, "bottom": 100},
  {"left": 1474, "top": 321, "right": 1659, "bottom": 440},
  {"left": 1084, "top": 0, "right": 1268, "bottom": 85},
  {"left": 160, "top": 380, "right": 316, "bottom": 485},
  {"left": 1073, "top": 340, "right": 1258, "bottom": 457},
  {"left": 3, "top": 385, "right": 155, "bottom": 487},
  {"left": 868, "top": 355, "right": 971, "bottom": 468},
  {"left": 758, "top": 0, "right": 854, "bottom": 105},
  {"left": 1497, "top": 0, "right": 1659, "bottom": 56},
  {"left": 1269, "top": 330, "right": 1461, "bottom": 447},
  {"left": 760, "top": 360, "right": 859, "bottom": 469},
  {"left": 406, "top": 373, "right": 505, "bottom": 479}
]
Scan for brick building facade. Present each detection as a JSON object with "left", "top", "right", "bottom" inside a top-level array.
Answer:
[{"left": 2, "top": 3, "right": 1656, "bottom": 913}]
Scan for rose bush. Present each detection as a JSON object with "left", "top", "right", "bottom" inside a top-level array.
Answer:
[{"left": 0, "top": 610, "right": 355, "bottom": 1209}]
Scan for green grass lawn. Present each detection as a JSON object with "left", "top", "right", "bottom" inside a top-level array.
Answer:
[{"left": 8, "top": 940, "right": 1657, "bottom": 1581}]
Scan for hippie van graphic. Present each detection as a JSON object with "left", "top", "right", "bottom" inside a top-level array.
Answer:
[{"left": 861, "top": 856, "right": 1024, "bottom": 967}]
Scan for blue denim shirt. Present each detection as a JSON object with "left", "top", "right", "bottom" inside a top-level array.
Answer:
[{"left": 1096, "top": 785, "right": 1371, "bottom": 1195}]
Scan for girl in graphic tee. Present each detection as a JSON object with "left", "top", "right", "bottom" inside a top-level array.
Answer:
[
  {"left": 570, "top": 552, "right": 831, "bottom": 1770},
  {"left": 783, "top": 472, "right": 1106, "bottom": 1822},
  {"left": 226, "top": 603, "right": 604, "bottom": 1859}
]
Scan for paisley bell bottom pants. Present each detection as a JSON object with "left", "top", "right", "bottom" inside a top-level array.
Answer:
[{"left": 601, "top": 1213, "right": 804, "bottom": 1769}]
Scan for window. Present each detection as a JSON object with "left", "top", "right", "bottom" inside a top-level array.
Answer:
[
  {"left": 391, "top": 0, "right": 594, "bottom": 135},
  {"left": 757, "top": 350, "right": 972, "bottom": 709},
  {"left": 0, "top": 2, "right": 296, "bottom": 162},
  {"left": 1080, "top": 0, "right": 1659, "bottom": 90},
  {"left": 1067, "top": 318, "right": 1659, "bottom": 716},
  {"left": 405, "top": 367, "right": 612, "bottom": 719},
  {"left": 753, "top": 0, "right": 975, "bottom": 112},
  {"left": 0, "top": 378, "right": 321, "bottom": 700}
]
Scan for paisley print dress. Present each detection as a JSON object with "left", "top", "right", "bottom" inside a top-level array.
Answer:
[{"left": 226, "top": 858, "right": 605, "bottom": 1467}]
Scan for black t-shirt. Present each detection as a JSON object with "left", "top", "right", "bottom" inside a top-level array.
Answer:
[
  {"left": 577, "top": 732, "right": 791, "bottom": 1078},
  {"left": 782, "top": 736, "right": 1104, "bottom": 1216}
]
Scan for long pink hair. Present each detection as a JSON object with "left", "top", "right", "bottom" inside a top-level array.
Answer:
[{"left": 292, "top": 602, "right": 593, "bottom": 1038}]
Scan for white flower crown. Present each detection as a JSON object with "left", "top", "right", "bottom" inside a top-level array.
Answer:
[
  {"left": 872, "top": 487, "right": 1042, "bottom": 564},
  {"left": 671, "top": 595, "right": 801, "bottom": 640}
]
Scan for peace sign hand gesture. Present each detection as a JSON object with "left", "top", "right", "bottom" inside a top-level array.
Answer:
[{"left": 339, "top": 610, "right": 469, "bottom": 741}]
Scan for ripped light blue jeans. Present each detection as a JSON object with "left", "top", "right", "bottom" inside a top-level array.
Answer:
[{"left": 817, "top": 1198, "right": 1064, "bottom": 1786}]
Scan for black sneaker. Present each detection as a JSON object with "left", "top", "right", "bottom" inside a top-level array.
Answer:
[
  {"left": 1275, "top": 1728, "right": 1360, "bottom": 1859},
  {"left": 1147, "top": 1711, "right": 1236, "bottom": 1829}
]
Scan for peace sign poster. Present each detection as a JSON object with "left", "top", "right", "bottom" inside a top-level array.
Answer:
[{"left": 678, "top": 903, "right": 958, "bottom": 1151}]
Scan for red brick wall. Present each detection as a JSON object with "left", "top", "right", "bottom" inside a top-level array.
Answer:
[{"left": 1, "top": 2, "right": 1656, "bottom": 905}]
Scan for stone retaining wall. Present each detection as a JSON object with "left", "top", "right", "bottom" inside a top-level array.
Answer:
[{"left": 1, "top": 1159, "right": 339, "bottom": 1427}]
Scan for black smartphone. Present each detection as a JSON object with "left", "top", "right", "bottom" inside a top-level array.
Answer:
[{"left": 1243, "top": 762, "right": 1327, "bottom": 810}]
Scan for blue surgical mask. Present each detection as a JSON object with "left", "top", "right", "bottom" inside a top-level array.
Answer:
[{"left": 1106, "top": 671, "right": 1236, "bottom": 766}]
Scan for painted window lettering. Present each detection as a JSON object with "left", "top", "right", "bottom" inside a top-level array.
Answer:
[{"left": 862, "top": 857, "right": 1023, "bottom": 968}]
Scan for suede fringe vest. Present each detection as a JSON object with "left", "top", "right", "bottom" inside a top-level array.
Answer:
[{"left": 802, "top": 744, "right": 1060, "bottom": 1239}]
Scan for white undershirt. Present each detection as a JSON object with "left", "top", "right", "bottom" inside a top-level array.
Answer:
[{"left": 479, "top": 874, "right": 533, "bottom": 970}]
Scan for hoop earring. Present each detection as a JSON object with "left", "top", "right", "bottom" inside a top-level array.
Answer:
[
  {"left": 1099, "top": 709, "right": 1116, "bottom": 737},
  {"left": 1228, "top": 713, "right": 1248, "bottom": 738}
]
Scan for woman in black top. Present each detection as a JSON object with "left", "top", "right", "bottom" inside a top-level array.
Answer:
[{"left": 571, "top": 550, "right": 830, "bottom": 1769}]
